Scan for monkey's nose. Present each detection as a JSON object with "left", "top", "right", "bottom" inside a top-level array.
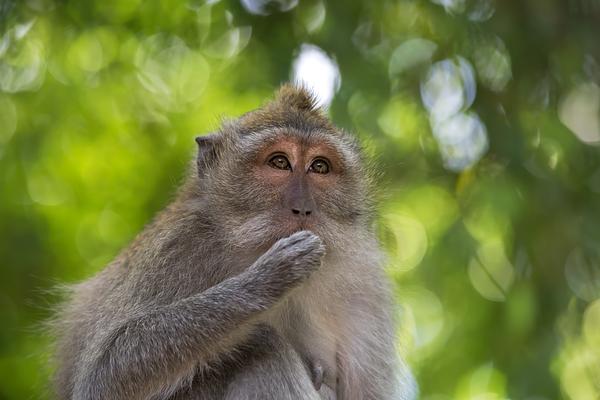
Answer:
[{"left": 291, "top": 207, "right": 312, "bottom": 217}]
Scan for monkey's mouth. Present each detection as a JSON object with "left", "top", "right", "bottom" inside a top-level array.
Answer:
[
  {"left": 269, "top": 215, "right": 318, "bottom": 241},
  {"left": 283, "top": 217, "right": 315, "bottom": 233},
  {"left": 234, "top": 211, "right": 325, "bottom": 251}
]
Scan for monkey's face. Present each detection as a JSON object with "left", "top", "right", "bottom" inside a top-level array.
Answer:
[
  {"left": 208, "top": 127, "right": 372, "bottom": 252},
  {"left": 251, "top": 133, "right": 339, "bottom": 232}
]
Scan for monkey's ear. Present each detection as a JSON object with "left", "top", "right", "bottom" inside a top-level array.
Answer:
[
  {"left": 276, "top": 84, "right": 318, "bottom": 111},
  {"left": 195, "top": 133, "right": 220, "bottom": 176}
]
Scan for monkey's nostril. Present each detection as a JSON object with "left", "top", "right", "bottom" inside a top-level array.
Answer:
[{"left": 291, "top": 208, "right": 313, "bottom": 216}]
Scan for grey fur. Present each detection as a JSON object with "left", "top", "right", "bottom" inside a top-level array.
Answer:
[{"left": 51, "top": 85, "right": 416, "bottom": 400}]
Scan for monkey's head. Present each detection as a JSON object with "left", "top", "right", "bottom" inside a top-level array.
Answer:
[{"left": 195, "top": 85, "right": 374, "bottom": 252}]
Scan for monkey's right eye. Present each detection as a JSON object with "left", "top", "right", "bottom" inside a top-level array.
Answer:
[{"left": 268, "top": 154, "right": 291, "bottom": 170}]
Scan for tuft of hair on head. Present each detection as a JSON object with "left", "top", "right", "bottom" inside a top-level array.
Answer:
[
  {"left": 236, "top": 82, "right": 334, "bottom": 136},
  {"left": 274, "top": 83, "right": 319, "bottom": 112}
]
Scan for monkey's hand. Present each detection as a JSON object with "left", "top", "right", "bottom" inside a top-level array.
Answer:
[{"left": 247, "top": 231, "right": 325, "bottom": 298}]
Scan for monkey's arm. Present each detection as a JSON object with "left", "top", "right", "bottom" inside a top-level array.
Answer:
[{"left": 72, "top": 231, "right": 324, "bottom": 400}]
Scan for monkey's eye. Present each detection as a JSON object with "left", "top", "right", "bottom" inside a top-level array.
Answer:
[
  {"left": 268, "top": 154, "right": 291, "bottom": 170},
  {"left": 309, "top": 158, "right": 330, "bottom": 174}
]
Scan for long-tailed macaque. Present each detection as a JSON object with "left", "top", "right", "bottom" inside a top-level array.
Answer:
[{"left": 51, "top": 85, "right": 416, "bottom": 400}]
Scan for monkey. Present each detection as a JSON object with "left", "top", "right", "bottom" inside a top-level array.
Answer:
[{"left": 50, "top": 84, "right": 417, "bottom": 400}]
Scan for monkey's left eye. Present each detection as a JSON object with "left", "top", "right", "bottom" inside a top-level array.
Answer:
[
  {"left": 268, "top": 154, "right": 291, "bottom": 170},
  {"left": 309, "top": 158, "right": 330, "bottom": 174}
]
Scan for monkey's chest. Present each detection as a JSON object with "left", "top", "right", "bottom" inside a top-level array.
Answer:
[{"left": 279, "top": 299, "right": 340, "bottom": 394}]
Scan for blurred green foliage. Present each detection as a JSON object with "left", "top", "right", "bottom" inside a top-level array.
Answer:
[{"left": 1, "top": 0, "right": 600, "bottom": 399}]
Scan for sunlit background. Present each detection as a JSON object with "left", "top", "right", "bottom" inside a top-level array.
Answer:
[{"left": 1, "top": 0, "right": 600, "bottom": 398}]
